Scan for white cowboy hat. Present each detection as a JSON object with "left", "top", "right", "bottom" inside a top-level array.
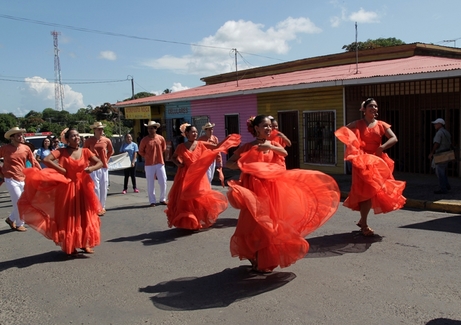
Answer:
[
  {"left": 5, "top": 127, "right": 26, "bottom": 139},
  {"left": 202, "top": 122, "right": 215, "bottom": 130},
  {"left": 144, "top": 121, "right": 161, "bottom": 128},
  {"left": 431, "top": 118, "right": 445, "bottom": 125},
  {"left": 89, "top": 121, "right": 106, "bottom": 129}
]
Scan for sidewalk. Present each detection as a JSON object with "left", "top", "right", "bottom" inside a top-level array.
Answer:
[
  {"left": 140, "top": 162, "right": 461, "bottom": 214},
  {"left": 331, "top": 172, "right": 461, "bottom": 214}
]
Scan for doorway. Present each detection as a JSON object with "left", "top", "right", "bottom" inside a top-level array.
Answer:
[
  {"left": 278, "top": 111, "right": 299, "bottom": 169},
  {"left": 225, "top": 114, "right": 240, "bottom": 159}
]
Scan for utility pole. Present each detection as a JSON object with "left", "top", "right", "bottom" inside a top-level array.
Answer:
[
  {"left": 51, "top": 31, "right": 64, "bottom": 111},
  {"left": 233, "top": 49, "right": 238, "bottom": 86},
  {"left": 355, "top": 22, "right": 359, "bottom": 74},
  {"left": 443, "top": 39, "right": 457, "bottom": 47}
]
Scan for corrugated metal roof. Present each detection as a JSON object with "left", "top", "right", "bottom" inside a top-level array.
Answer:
[{"left": 116, "top": 56, "right": 461, "bottom": 107}]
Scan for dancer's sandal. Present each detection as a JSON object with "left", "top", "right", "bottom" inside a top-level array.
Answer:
[
  {"left": 250, "top": 258, "right": 258, "bottom": 271},
  {"left": 81, "top": 247, "right": 95, "bottom": 254},
  {"left": 357, "top": 223, "right": 374, "bottom": 236},
  {"left": 249, "top": 258, "right": 273, "bottom": 274},
  {"left": 67, "top": 249, "right": 80, "bottom": 257}
]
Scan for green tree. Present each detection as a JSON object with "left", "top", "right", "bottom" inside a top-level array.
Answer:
[
  {"left": 24, "top": 110, "right": 43, "bottom": 119},
  {"left": 0, "top": 113, "right": 19, "bottom": 143},
  {"left": 123, "top": 91, "right": 155, "bottom": 101},
  {"left": 67, "top": 108, "right": 96, "bottom": 133},
  {"left": 92, "top": 102, "right": 118, "bottom": 121},
  {"left": 342, "top": 37, "right": 406, "bottom": 52},
  {"left": 21, "top": 115, "right": 45, "bottom": 133}
]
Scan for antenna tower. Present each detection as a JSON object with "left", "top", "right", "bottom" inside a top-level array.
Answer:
[{"left": 51, "top": 31, "right": 64, "bottom": 111}]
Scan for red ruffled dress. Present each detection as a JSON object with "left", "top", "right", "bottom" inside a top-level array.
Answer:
[
  {"left": 268, "top": 131, "right": 286, "bottom": 147},
  {"left": 165, "top": 134, "right": 241, "bottom": 230},
  {"left": 227, "top": 142, "right": 340, "bottom": 271},
  {"left": 335, "top": 120, "right": 406, "bottom": 214},
  {"left": 18, "top": 148, "right": 101, "bottom": 254}
]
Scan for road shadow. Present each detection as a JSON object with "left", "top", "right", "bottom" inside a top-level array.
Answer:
[
  {"left": 0, "top": 228, "right": 15, "bottom": 235},
  {"left": 305, "top": 231, "right": 383, "bottom": 258},
  {"left": 107, "top": 228, "right": 197, "bottom": 246},
  {"left": 105, "top": 204, "right": 155, "bottom": 212},
  {"left": 426, "top": 318, "right": 461, "bottom": 325},
  {"left": 211, "top": 217, "right": 238, "bottom": 229},
  {"left": 0, "top": 250, "right": 87, "bottom": 271},
  {"left": 400, "top": 215, "right": 461, "bottom": 234},
  {"left": 139, "top": 266, "right": 296, "bottom": 310}
]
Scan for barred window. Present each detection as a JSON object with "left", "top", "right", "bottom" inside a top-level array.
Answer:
[
  {"left": 303, "top": 111, "right": 336, "bottom": 164},
  {"left": 192, "top": 116, "right": 209, "bottom": 137}
]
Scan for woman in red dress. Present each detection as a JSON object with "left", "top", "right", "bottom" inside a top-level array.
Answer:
[
  {"left": 226, "top": 115, "right": 340, "bottom": 273},
  {"left": 165, "top": 124, "right": 240, "bottom": 230},
  {"left": 268, "top": 116, "right": 291, "bottom": 147},
  {"left": 18, "top": 128, "right": 103, "bottom": 255},
  {"left": 335, "top": 98, "right": 406, "bottom": 236}
]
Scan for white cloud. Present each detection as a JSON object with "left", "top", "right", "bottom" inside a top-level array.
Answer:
[
  {"left": 330, "top": 7, "right": 379, "bottom": 27},
  {"left": 99, "top": 50, "right": 117, "bottom": 61},
  {"left": 349, "top": 8, "right": 379, "bottom": 24},
  {"left": 171, "top": 82, "right": 189, "bottom": 92},
  {"left": 153, "top": 82, "right": 189, "bottom": 95},
  {"left": 141, "top": 17, "right": 321, "bottom": 76},
  {"left": 22, "top": 76, "right": 84, "bottom": 113}
]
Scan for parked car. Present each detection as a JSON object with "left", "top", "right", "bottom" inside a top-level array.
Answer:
[{"left": 24, "top": 132, "right": 53, "bottom": 154}]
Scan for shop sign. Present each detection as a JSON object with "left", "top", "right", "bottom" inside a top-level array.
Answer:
[{"left": 125, "top": 106, "right": 151, "bottom": 119}]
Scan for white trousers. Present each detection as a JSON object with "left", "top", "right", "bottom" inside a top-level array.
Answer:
[
  {"left": 90, "top": 167, "right": 109, "bottom": 209},
  {"left": 206, "top": 160, "right": 216, "bottom": 184},
  {"left": 5, "top": 178, "right": 25, "bottom": 227},
  {"left": 145, "top": 164, "right": 167, "bottom": 204}
]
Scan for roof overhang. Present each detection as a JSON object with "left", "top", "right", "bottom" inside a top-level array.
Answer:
[{"left": 117, "top": 69, "right": 461, "bottom": 107}]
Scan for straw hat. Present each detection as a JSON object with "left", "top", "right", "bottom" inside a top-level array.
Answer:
[
  {"left": 5, "top": 127, "right": 26, "bottom": 139},
  {"left": 202, "top": 122, "right": 215, "bottom": 130},
  {"left": 144, "top": 121, "right": 161, "bottom": 128},
  {"left": 89, "top": 121, "right": 106, "bottom": 129}
]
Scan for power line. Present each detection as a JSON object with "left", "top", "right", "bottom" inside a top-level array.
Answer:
[
  {"left": 0, "top": 77, "right": 129, "bottom": 84},
  {"left": 435, "top": 36, "right": 461, "bottom": 45},
  {"left": 0, "top": 14, "right": 231, "bottom": 51},
  {"left": 0, "top": 14, "right": 286, "bottom": 62}
]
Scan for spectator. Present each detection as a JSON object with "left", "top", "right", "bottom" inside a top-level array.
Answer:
[
  {"left": 35, "top": 136, "right": 53, "bottom": 168},
  {"left": 120, "top": 133, "right": 139, "bottom": 194},
  {"left": 428, "top": 118, "right": 452, "bottom": 194}
]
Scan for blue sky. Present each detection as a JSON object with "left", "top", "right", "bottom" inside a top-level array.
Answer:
[{"left": 1, "top": 0, "right": 460, "bottom": 116}]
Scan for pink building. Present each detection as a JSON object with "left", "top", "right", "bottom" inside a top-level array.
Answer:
[{"left": 191, "top": 95, "right": 257, "bottom": 161}]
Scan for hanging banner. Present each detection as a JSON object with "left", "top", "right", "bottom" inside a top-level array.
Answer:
[
  {"left": 108, "top": 152, "right": 131, "bottom": 171},
  {"left": 125, "top": 106, "right": 151, "bottom": 119}
]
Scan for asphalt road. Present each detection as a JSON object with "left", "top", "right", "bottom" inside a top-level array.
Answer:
[{"left": 1, "top": 173, "right": 460, "bottom": 325}]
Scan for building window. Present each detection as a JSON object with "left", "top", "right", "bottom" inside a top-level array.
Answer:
[
  {"left": 303, "top": 111, "right": 336, "bottom": 164},
  {"left": 192, "top": 116, "right": 209, "bottom": 137}
]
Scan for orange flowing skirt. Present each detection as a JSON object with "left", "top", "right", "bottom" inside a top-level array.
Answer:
[
  {"left": 165, "top": 134, "right": 241, "bottom": 230},
  {"left": 18, "top": 168, "right": 101, "bottom": 254},
  {"left": 335, "top": 127, "right": 406, "bottom": 214},
  {"left": 228, "top": 149, "right": 340, "bottom": 271}
]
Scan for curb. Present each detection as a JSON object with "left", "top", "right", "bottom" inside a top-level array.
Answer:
[{"left": 340, "top": 191, "right": 461, "bottom": 214}]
